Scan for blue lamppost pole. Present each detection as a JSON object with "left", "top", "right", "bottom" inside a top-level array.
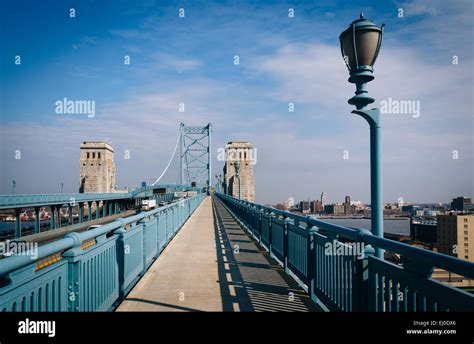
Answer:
[
  {"left": 234, "top": 160, "right": 241, "bottom": 200},
  {"left": 340, "top": 13, "right": 385, "bottom": 259}
]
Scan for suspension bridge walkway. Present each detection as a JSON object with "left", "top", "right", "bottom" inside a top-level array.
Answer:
[
  {"left": 0, "top": 123, "right": 472, "bottom": 313},
  {"left": 117, "top": 196, "right": 317, "bottom": 312}
]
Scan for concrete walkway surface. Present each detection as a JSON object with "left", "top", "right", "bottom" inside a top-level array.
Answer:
[{"left": 116, "top": 196, "right": 318, "bottom": 312}]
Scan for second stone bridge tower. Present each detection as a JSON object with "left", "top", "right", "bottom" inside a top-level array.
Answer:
[{"left": 223, "top": 141, "right": 255, "bottom": 202}]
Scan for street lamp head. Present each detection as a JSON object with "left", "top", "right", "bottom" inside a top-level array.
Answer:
[
  {"left": 340, "top": 13, "right": 384, "bottom": 76},
  {"left": 340, "top": 13, "right": 384, "bottom": 109}
]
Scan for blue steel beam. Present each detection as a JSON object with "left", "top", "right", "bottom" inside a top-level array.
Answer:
[{"left": 180, "top": 123, "right": 211, "bottom": 191}]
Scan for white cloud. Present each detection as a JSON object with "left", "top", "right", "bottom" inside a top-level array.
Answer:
[{"left": 1, "top": 1, "right": 472, "bottom": 205}]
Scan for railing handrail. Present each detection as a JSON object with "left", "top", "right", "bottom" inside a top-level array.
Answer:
[
  {"left": 216, "top": 193, "right": 474, "bottom": 279},
  {"left": 0, "top": 193, "right": 134, "bottom": 210},
  {"left": 0, "top": 193, "right": 205, "bottom": 276},
  {"left": 0, "top": 189, "right": 187, "bottom": 209}
]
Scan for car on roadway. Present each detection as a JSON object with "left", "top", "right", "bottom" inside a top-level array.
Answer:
[{"left": 86, "top": 224, "right": 102, "bottom": 231}]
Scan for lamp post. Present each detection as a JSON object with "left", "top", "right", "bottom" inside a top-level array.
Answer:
[
  {"left": 234, "top": 160, "right": 241, "bottom": 200},
  {"left": 339, "top": 13, "right": 385, "bottom": 259}
]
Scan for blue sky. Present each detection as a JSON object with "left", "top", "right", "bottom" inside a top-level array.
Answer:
[{"left": 0, "top": 0, "right": 472, "bottom": 204}]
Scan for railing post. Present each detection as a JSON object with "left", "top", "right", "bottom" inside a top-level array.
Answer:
[
  {"left": 165, "top": 209, "right": 170, "bottom": 243},
  {"left": 354, "top": 229, "right": 375, "bottom": 312},
  {"left": 258, "top": 209, "right": 263, "bottom": 244},
  {"left": 34, "top": 207, "right": 41, "bottom": 234},
  {"left": 78, "top": 202, "right": 84, "bottom": 223},
  {"left": 56, "top": 205, "right": 62, "bottom": 228},
  {"left": 63, "top": 232, "right": 83, "bottom": 312},
  {"left": 138, "top": 216, "right": 148, "bottom": 274},
  {"left": 68, "top": 205, "right": 73, "bottom": 225},
  {"left": 87, "top": 202, "right": 92, "bottom": 221},
  {"left": 269, "top": 212, "right": 274, "bottom": 256},
  {"left": 283, "top": 216, "right": 291, "bottom": 272},
  {"left": 50, "top": 206, "right": 56, "bottom": 231},
  {"left": 103, "top": 201, "right": 108, "bottom": 217},
  {"left": 307, "top": 225, "right": 318, "bottom": 299},
  {"left": 114, "top": 219, "right": 127, "bottom": 301},
  {"left": 95, "top": 202, "right": 100, "bottom": 220},
  {"left": 249, "top": 205, "right": 254, "bottom": 235}
]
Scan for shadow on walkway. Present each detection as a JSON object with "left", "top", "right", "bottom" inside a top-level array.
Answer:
[{"left": 212, "top": 196, "right": 320, "bottom": 312}]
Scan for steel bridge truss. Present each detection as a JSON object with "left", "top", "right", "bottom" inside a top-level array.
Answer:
[{"left": 180, "top": 123, "right": 212, "bottom": 192}]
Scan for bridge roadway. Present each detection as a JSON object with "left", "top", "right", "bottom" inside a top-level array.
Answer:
[
  {"left": 14, "top": 210, "right": 137, "bottom": 246},
  {"left": 117, "top": 196, "right": 319, "bottom": 312}
]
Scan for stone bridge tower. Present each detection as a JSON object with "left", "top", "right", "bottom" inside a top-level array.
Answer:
[
  {"left": 79, "top": 141, "right": 116, "bottom": 193},
  {"left": 223, "top": 141, "right": 255, "bottom": 202}
]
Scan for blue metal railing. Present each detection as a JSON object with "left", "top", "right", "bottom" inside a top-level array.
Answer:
[
  {"left": 0, "top": 193, "right": 206, "bottom": 311},
  {"left": 0, "top": 188, "right": 180, "bottom": 210},
  {"left": 0, "top": 192, "right": 133, "bottom": 210},
  {"left": 216, "top": 193, "right": 474, "bottom": 312}
]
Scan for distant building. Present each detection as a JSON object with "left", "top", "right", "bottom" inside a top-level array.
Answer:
[
  {"left": 223, "top": 141, "right": 255, "bottom": 202},
  {"left": 434, "top": 214, "right": 474, "bottom": 287},
  {"left": 451, "top": 197, "right": 473, "bottom": 212},
  {"left": 437, "top": 214, "right": 473, "bottom": 261},
  {"left": 274, "top": 203, "right": 288, "bottom": 210},
  {"left": 310, "top": 200, "right": 324, "bottom": 214},
  {"left": 300, "top": 200, "right": 310, "bottom": 214},
  {"left": 344, "top": 195, "right": 352, "bottom": 214},
  {"left": 325, "top": 204, "right": 345, "bottom": 215},
  {"left": 287, "top": 197, "right": 295, "bottom": 207},
  {"left": 79, "top": 141, "right": 116, "bottom": 193},
  {"left": 402, "top": 205, "right": 420, "bottom": 215},
  {"left": 321, "top": 192, "right": 327, "bottom": 207},
  {"left": 423, "top": 209, "right": 438, "bottom": 217},
  {"left": 411, "top": 217, "right": 437, "bottom": 244}
]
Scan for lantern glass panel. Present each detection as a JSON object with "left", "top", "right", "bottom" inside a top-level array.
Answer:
[
  {"left": 355, "top": 30, "right": 380, "bottom": 66},
  {"left": 340, "top": 30, "right": 356, "bottom": 69}
]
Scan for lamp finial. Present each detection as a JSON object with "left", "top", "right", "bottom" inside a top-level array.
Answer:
[{"left": 360, "top": 12, "right": 364, "bottom": 19}]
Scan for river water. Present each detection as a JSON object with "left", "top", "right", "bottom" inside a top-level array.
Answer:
[{"left": 320, "top": 218, "right": 410, "bottom": 236}]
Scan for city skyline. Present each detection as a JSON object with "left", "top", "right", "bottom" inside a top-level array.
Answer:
[
  {"left": 1, "top": 0, "right": 473, "bottom": 205},
  {"left": 273, "top": 193, "right": 471, "bottom": 207}
]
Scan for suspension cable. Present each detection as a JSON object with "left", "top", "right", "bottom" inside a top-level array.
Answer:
[{"left": 150, "top": 129, "right": 181, "bottom": 186}]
